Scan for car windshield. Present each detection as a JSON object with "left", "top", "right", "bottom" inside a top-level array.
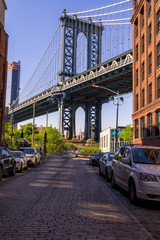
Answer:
[
  {"left": 108, "top": 153, "right": 114, "bottom": 161},
  {"left": 132, "top": 148, "right": 160, "bottom": 165},
  {"left": 95, "top": 152, "right": 104, "bottom": 157},
  {"left": 11, "top": 152, "right": 21, "bottom": 158},
  {"left": 22, "top": 149, "right": 34, "bottom": 154}
]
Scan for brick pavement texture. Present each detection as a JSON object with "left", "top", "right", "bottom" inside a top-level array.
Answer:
[{"left": 0, "top": 152, "right": 156, "bottom": 240}]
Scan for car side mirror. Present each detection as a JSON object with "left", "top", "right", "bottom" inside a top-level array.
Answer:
[{"left": 122, "top": 157, "right": 131, "bottom": 165}]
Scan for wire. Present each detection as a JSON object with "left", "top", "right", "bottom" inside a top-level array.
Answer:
[
  {"left": 10, "top": 22, "right": 61, "bottom": 108},
  {"left": 93, "top": 18, "right": 131, "bottom": 22},
  {"left": 77, "top": 8, "right": 132, "bottom": 19},
  {"left": 68, "top": 0, "right": 132, "bottom": 15},
  {"left": 103, "top": 22, "right": 131, "bottom": 25},
  {"left": 24, "top": 42, "right": 62, "bottom": 101}
]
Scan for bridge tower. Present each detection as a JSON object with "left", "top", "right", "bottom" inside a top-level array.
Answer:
[
  {"left": 59, "top": 9, "right": 103, "bottom": 81},
  {"left": 58, "top": 10, "right": 103, "bottom": 141}
]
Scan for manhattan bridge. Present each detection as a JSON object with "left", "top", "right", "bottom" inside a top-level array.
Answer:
[{"left": 9, "top": 0, "right": 133, "bottom": 141}]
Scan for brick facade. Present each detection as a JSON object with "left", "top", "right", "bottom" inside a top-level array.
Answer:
[
  {"left": 131, "top": 0, "right": 160, "bottom": 146},
  {"left": 0, "top": 0, "right": 8, "bottom": 145}
]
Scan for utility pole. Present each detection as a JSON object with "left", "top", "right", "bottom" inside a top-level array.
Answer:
[
  {"left": 32, "top": 100, "right": 36, "bottom": 147},
  {"left": 46, "top": 111, "right": 48, "bottom": 128}
]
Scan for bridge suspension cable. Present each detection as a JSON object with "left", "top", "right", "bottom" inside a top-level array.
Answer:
[
  {"left": 67, "top": 0, "right": 132, "bottom": 15},
  {"left": 10, "top": 22, "right": 61, "bottom": 108},
  {"left": 76, "top": 8, "right": 132, "bottom": 19},
  {"left": 23, "top": 42, "right": 62, "bottom": 101}
]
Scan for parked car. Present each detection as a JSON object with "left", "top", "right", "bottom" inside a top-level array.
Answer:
[
  {"left": 0, "top": 146, "right": 16, "bottom": 181},
  {"left": 111, "top": 146, "right": 160, "bottom": 203},
  {"left": 11, "top": 151, "right": 28, "bottom": 172},
  {"left": 99, "top": 152, "right": 115, "bottom": 181},
  {"left": 89, "top": 152, "right": 105, "bottom": 166},
  {"left": 19, "top": 147, "right": 41, "bottom": 167}
]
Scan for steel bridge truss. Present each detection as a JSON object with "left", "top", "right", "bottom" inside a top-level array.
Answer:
[{"left": 59, "top": 10, "right": 103, "bottom": 80}]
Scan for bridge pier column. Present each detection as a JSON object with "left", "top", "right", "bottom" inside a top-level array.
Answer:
[
  {"left": 58, "top": 96, "right": 64, "bottom": 135},
  {"left": 71, "top": 103, "right": 76, "bottom": 139},
  {"left": 94, "top": 103, "right": 102, "bottom": 142},
  {"left": 84, "top": 103, "right": 91, "bottom": 140},
  {"left": 84, "top": 102, "right": 102, "bottom": 142}
]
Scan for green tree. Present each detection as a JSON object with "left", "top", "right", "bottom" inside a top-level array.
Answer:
[
  {"left": 19, "top": 123, "right": 39, "bottom": 145},
  {"left": 38, "top": 126, "right": 66, "bottom": 154},
  {"left": 4, "top": 122, "right": 20, "bottom": 149},
  {"left": 120, "top": 125, "right": 133, "bottom": 141}
]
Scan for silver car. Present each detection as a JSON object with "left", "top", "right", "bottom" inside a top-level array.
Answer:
[
  {"left": 19, "top": 147, "right": 41, "bottom": 167},
  {"left": 11, "top": 151, "right": 28, "bottom": 172},
  {"left": 111, "top": 146, "right": 160, "bottom": 203},
  {"left": 99, "top": 152, "right": 115, "bottom": 181}
]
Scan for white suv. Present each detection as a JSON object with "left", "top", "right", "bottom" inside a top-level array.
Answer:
[{"left": 111, "top": 146, "right": 160, "bottom": 203}]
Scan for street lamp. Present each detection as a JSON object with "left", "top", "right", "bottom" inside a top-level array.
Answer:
[{"left": 92, "top": 83, "right": 123, "bottom": 152}]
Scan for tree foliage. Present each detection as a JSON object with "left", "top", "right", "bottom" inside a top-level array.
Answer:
[
  {"left": 79, "top": 146, "right": 101, "bottom": 156},
  {"left": 120, "top": 125, "right": 133, "bottom": 141}
]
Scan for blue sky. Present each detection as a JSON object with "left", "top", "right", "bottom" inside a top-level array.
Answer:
[{"left": 4, "top": 0, "right": 132, "bottom": 134}]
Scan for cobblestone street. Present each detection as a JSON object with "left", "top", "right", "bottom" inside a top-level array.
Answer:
[{"left": 0, "top": 152, "right": 160, "bottom": 240}]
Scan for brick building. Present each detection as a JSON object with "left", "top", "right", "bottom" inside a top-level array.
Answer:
[
  {"left": 131, "top": 0, "right": 160, "bottom": 146},
  {"left": 0, "top": 0, "right": 8, "bottom": 145}
]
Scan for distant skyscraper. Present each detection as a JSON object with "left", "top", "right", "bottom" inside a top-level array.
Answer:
[{"left": 6, "top": 61, "right": 20, "bottom": 108}]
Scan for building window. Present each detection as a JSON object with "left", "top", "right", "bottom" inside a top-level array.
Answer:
[
  {"left": 157, "top": 9, "right": 160, "bottom": 34},
  {"left": 135, "top": 18, "right": 138, "bottom": 38},
  {"left": 149, "top": 52, "right": 152, "bottom": 75},
  {"left": 142, "top": 88, "right": 145, "bottom": 107},
  {"left": 156, "top": 109, "right": 160, "bottom": 136},
  {"left": 135, "top": 119, "right": 139, "bottom": 139},
  {"left": 149, "top": 82, "right": 152, "bottom": 103},
  {"left": 136, "top": 69, "right": 138, "bottom": 87},
  {"left": 136, "top": 93, "right": 139, "bottom": 111},
  {"left": 142, "top": 61, "right": 145, "bottom": 81},
  {"left": 157, "top": 75, "right": 160, "bottom": 98},
  {"left": 140, "top": 117, "right": 145, "bottom": 138},
  {"left": 136, "top": 44, "right": 138, "bottom": 62},
  {"left": 147, "top": 113, "right": 152, "bottom": 137},
  {"left": 148, "top": 0, "right": 151, "bottom": 17},
  {"left": 157, "top": 42, "right": 160, "bottom": 67},
  {"left": 141, "top": 6, "right": 144, "bottom": 28},
  {"left": 142, "top": 35, "right": 144, "bottom": 54},
  {"left": 148, "top": 23, "right": 152, "bottom": 45},
  {"left": 135, "top": 0, "right": 138, "bottom": 9}
]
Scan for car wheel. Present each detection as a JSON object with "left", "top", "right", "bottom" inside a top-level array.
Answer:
[
  {"left": 99, "top": 166, "right": 102, "bottom": 176},
  {"left": 20, "top": 163, "right": 23, "bottom": 173},
  {"left": 91, "top": 160, "right": 93, "bottom": 166},
  {"left": 34, "top": 159, "right": 37, "bottom": 167},
  {"left": 105, "top": 168, "right": 109, "bottom": 182},
  {"left": 0, "top": 165, "right": 3, "bottom": 181},
  {"left": 111, "top": 172, "right": 116, "bottom": 188},
  {"left": 129, "top": 180, "right": 137, "bottom": 204},
  {"left": 10, "top": 163, "right": 16, "bottom": 176},
  {"left": 25, "top": 162, "right": 28, "bottom": 170}
]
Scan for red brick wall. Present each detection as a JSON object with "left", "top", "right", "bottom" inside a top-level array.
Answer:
[
  {"left": 0, "top": 21, "right": 8, "bottom": 145},
  {"left": 131, "top": 0, "right": 160, "bottom": 146}
]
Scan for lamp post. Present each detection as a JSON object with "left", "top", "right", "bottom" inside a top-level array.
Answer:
[{"left": 92, "top": 84, "right": 123, "bottom": 152}]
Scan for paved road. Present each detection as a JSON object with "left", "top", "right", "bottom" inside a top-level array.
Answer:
[{"left": 0, "top": 152, "right": 159, "bottom": 240}]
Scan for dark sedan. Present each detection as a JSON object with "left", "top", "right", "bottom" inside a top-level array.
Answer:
[
  {"left": 0, "top": 146, "right": 16, "bottom": 181},
  {"left": 89, "top": 152, "right": 105, "bottom": 166}
]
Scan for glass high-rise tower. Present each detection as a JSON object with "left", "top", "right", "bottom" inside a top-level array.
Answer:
[{"left": 6, "top": 61, "right": 20, "bottom": 109}]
